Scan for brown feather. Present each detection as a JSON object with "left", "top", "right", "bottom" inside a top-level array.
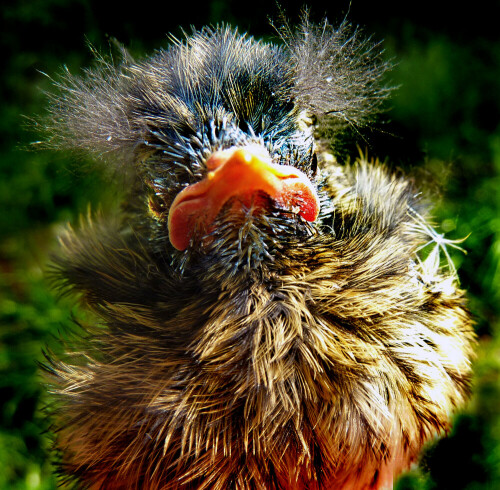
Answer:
[{"left": 42, "top": 18, "right": 475, "bottom": 490}]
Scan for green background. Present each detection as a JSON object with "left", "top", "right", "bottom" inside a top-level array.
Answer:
[{"left": 1, "top": 1, "right": 499, "bottom": 488}]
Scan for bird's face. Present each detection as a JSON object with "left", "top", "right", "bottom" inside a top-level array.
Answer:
[
  {"left": 132, "top": 29, "right": 330, "bottom": 277},
  {"left": 146, "top": 117, "right": 321, "bottom": 275}
]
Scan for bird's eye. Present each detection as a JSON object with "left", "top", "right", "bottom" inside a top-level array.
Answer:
[{"left": 310, "top": 153, "right": 318, "bottom": 177}]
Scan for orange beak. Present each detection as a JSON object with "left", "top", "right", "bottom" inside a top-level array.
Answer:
[{"left": 167, "top": 146, "right": 320, "bottom": 250}]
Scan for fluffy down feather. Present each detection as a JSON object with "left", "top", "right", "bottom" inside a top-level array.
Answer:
[{"left": 42, "top": 17, "right": 475, "bottom": 490}]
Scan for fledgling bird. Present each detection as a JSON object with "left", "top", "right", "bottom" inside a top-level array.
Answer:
[{"left": 42, "top": 16, "right": 476, "bottom": 489}]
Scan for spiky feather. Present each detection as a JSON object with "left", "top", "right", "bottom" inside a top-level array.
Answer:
[{"left": 41, "top": 17, "right": 475, "bottom": 489}]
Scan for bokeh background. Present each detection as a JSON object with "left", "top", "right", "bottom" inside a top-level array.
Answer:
[{"left": 1, "top": 1, "right": 499, "bottom": 488}]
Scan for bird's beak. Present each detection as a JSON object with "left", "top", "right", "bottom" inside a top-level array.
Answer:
[{"left": 168, "top": 145, "right": 320, "bottom": 250}]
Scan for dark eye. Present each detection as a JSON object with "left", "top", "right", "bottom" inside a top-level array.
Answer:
[{"left": 310, "top": 153, "right": 318, "bottom": 177}]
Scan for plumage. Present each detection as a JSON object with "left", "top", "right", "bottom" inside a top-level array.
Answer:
[{"left": 42, "top": 17, "right": 475, "bottom": 489}]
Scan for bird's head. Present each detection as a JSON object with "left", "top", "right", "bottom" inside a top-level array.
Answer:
[{"left": 44, "top": 20, "right": 389, "bottom": 280}]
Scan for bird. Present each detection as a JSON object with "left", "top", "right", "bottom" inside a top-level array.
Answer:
[{"left": 41, "top": 15, "right": 476, "bottom": 490}]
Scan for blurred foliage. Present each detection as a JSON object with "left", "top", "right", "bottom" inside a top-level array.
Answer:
[{"left": 1, "top": 0, "right": 499, "bottom": 488}]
